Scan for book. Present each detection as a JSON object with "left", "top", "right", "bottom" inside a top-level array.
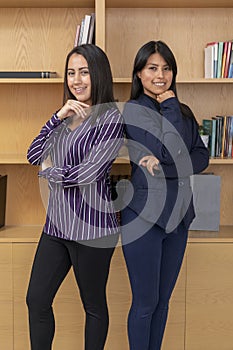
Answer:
[
  {"left": 213, "top": 42, "right": 218, "bottom": 78},
  {"left": 87, "top": 13, "right": 95, "bottom": 44},
  {"left": 221, "top": 42, "right": 228, "bottom": 77},
  {"left": 223, "top": 41, "right": 232, "bottom": 78},
  {"left": 204, "top": 43, "right": 215, "bottom": 78},
  {"left": 226, "top": 116, "right": 233, "bottom": 157},
  {"left": 220, "top": 115, "right": 227, "bottom": 157},
  {"left": 0, "top": 175, "right": 7, "bottom": 228},
  {"left": 210, "top": 117, "right": 217, "bottom": 157},
  {"left": 228, "top": 44, "right": 233, "bottom": 78},
  {"left": 217, "top": 41, "right": 224, "bottom": 78},
  {"left": 74, "top": 24, "right": 81, "bottom": 47},
  {"left": 78, "top": 18, "right": 85, "bottom": 45},
  {"left": 80, "top": 14, "right": 92, "bottom": 45},
  {"left": 214, "top": 115, "right": 224, "bottom": 157},
  {"left": 0, "top": 71, "right": 57, "bottom": 78},
  {"left": 224, "top": 116, "right": 233, "bottom": 157},
  {"left": 202, "top": 119, "right": 212, "bottom": 152}
]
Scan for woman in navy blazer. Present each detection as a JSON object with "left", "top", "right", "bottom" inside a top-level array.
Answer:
[{"left": 121, "top": 41, "right": 209, "bottom": 350}]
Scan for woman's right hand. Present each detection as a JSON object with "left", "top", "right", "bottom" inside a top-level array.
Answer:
[
  {"left": 56, "top": 99, "right": 90, "bottom": 120},
  {"left": 139, "top": 155, "right": 160, "bottom": 176}
]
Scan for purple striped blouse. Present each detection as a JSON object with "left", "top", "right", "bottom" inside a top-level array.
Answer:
[{"left": 27, "top": 107, "right": 124, "bottom": 241}]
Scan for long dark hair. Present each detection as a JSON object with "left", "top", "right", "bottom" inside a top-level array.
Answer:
[
  {"left": 63, "top": 44, "right": 116, "bottom": 118},
  {"left": 131, "top": 40, "right": 194, "bottom": 119}
]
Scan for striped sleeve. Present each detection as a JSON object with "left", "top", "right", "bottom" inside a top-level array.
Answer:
[
  {"left": 38, "top": 109, "right": 124, "bottom": 187},
  {"left": 27, "top": 113, "right": 62, "bottom": 165}
]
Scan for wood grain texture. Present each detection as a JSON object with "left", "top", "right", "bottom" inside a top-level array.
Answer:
[
  {"left": 106, "top": 0, "right": 233, "bottom": 7},
  {"left": 186, "top": 243, "right": 233, "bottom": 350},
  {"left": 0, "top": 84, "right": 63, "bottom": 156},
  {"left": 106, "top": 8, "right": 233, "bottom": 80},
  {"left": 0, "top": 165, "right": 45, "bottom": 226},
  {"left": 0, "top": 8, "right": 93, "bottom": 75},
  {"left": 0, "top": 0, "right": 94, "bottom": 7},
  {"left": 10, "top": 242, "right": 186, "bottom": 350},
  {"left": 0, "top": 244, "right": 13, "bottom": 350},
  {"left": 207, "top": 164, "right": 233, "bottom": 226}
]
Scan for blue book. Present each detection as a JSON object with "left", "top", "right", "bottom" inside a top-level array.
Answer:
[
  {"left": 210, "top": 118, "right": 217, "bottom": 157},
  {"left": 228, "top": 45, "right": 233, "bottom": 78},
  {"left": 217, "top": 42, "right": 224, "bottom": 78}
]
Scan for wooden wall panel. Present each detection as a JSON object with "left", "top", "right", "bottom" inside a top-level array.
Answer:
[
  {"left": 0, "top": 8, "right": 93, "bottom": 75},
  {"left": 106, "top": 8, "right": 233, "bottom": 80}
]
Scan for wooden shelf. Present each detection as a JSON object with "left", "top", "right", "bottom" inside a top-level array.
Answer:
[
  {"left": 0, "top": 78, "right": 231, "bottom": 85},
  {"left": 0, "top": 225, "right": 42, "bottom": 242},
  {"left": 189, "top": 226, "right": 233, "bottom": 242},
  {"left": 0, "top": 78, "right": 64, "bottom": 84},
  {"left": 114, "top": 157, "right": 233, "bottom": 165},
  {"left": 177, "top": 78, "right": 233, "bottom": 84},
  {"left": 1, "top": 155, "right": 232, "bottom": 166},
  {"left": 0, "top": 0, "right": 94, "bottom": 7},
  {"left": 2, "top": 0, "right": 232, "bottom": 9},
  {"left": 113, "top": 78, "right": 233, "bottom": 84},
  {"left": 0, "top": 154, "right": 28, "bottom": 164},
  {"left": 209, "top": 158, "right": 233, "bottom": 165},
  {"left": 1, "top": 225, "right": 232, "bottom": 243},
  {"left": 106, "top": 0, "right": 233, "bottom": 8}
]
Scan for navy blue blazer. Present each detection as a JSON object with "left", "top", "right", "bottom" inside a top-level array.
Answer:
[{"left": 122, "top": 93, "right": 209, "bottom": 233}]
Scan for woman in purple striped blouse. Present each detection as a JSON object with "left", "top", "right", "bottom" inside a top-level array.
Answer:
[{"left": 26, "top": 44, "right": 124, "bottom": 350}]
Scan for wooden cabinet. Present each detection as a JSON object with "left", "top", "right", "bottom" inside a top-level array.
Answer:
[
  {"left": 187, "top": 230, "right": 233, "bottom": 350},
  {"left": 0, "top": 229, "right": 185, "bottom": 350},
  {"left": 0, "top": 0, "right": 233, "bottom": 349},
  {"left": 0, "top": 244, "right": 13, "bottom": 350}
]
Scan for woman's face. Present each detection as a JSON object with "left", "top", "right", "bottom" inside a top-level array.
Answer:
[
  {"left": 67, "top": 53, "right": 92, "bottom": 105},
  {"left": 137, "top": 52, "right": 173, "bottom": 99}
]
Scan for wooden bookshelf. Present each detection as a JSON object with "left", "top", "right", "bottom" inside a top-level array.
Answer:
[{"left": 0, "top": 1, "right": 232, "bottom": 349}]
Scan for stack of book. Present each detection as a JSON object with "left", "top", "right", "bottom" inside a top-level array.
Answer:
[
  {"left": 0, "top": 71, "right": 57, "bottom": 79},
  {"left": 74, "top": 13, "right": 95, "bottom": 47},
  {"left": 204, "top": 41, "right": 233, "bottom": 78},
  {"left": 201, "top": 116, "right": 233, "bottom": 158}
]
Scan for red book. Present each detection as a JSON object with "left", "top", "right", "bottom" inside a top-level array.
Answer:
[{"left": 224, "top": 41, "right": 232, "bottom": 78}]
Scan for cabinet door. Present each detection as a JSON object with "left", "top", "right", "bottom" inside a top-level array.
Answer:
[
  {"left": 162, "top": 255, "right": 186, "bottom": 350},
  {"left": 13, "top": 243, "right": 37, "bottom": 349},
  {"left": 186, "top": 243, "right": 233, "bottom": 350},
  {"left": 0, "top": 244, "right": 13, "bottom": 350},
  {"left": 13, "top": 243, "right": 84, "bottom": 350}
]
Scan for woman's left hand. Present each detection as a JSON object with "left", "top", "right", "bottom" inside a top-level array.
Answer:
[
  {"left": 139, "top": 155, "right": 160, "bottom": 176},
  {"left": 156, "top": 90, "right": 175, "bottom": 103}
]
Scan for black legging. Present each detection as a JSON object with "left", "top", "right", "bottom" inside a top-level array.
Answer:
[{"left": 26, "top": 232, "right": 118, "bottom": 350}]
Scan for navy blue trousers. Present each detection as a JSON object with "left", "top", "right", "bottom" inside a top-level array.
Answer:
[{"left": 121, "top": 207, "right": 188, "bottom": 350}]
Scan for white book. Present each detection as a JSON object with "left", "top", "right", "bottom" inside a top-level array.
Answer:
[
  {"left": 78, "top": 18, "right": 85, "bottom": 46},
  {"left": 204, "top": 44, "right": 214, "bottom": 78},
  {"left": 80, "top": 14, "right": 92, "bottom": 45}
]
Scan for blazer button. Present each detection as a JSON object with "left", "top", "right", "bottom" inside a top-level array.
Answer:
[{"left": 178, "top": 180, "right": 184, "bottom": 187}]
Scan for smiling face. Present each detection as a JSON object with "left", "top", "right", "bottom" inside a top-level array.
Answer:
[
  {"left": 137, "top": 52, "right": 173, "bottom": 99},
  {"left": 67, "top": 53, "right": 92, "bottom": 105}
]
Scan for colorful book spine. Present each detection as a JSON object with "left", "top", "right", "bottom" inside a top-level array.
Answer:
[
  {"left": 205, "top": 40, "right": 233, "bottom": 79},
  {"left": 75, "top": 13, "right": 96, "bottom": 46}
]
